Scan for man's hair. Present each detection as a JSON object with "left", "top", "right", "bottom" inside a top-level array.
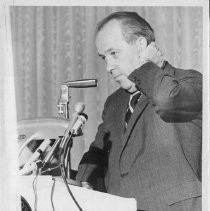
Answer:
[{"left": 96, "top": 11, "right": 155, "bottom": 45}]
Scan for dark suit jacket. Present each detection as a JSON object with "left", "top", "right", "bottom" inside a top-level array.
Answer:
[{"left": 76, "top": 62, "right": 202, "bottom": 210}]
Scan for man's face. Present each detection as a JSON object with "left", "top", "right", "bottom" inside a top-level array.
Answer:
[{"left": 95, "top": 20, "right": 141, "bottom": 92}]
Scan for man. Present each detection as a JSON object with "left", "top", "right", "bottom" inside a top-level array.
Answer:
[{"left": 76, "top": 11, "right": 202, "bottom": 211}]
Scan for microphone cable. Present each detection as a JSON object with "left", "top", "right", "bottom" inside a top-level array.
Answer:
[
  {"left": 32, "top": 171, "right": 39, "bottom": 211},
  {"left": 64, "top": 138, "right": 72, "bottom": 179},
  {"left": 63, "top": 139, "right": 71, "bottom": 178},
  {"left": 50, "top": 178, "right": 56, "bottom": 211},
  {"left": 40, "top": 164, "right": 61, "bottom": 175},
  {"left": 59, "top": 134, "right": 84, "bottom": 211}
]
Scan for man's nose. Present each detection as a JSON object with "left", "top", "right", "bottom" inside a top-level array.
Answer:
[{"left": 105, "top": 57, "right": 114, "bottom": 74}]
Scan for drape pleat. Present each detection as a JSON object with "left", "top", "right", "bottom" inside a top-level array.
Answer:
[
  {"left": 0, "top": 3, "right": 19, "bottom": 211},
  {"left": 10, "top": 6, "right": 203, "bottom": 169}
]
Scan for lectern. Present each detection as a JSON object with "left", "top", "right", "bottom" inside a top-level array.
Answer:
[{"left": 19, "top": 176, "right": 137, "bottom": 211}]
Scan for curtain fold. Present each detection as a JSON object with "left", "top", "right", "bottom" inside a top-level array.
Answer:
[
  {"left": 10, "top": 6, "right": 203, "bottom": 169},
  {"left": 0, "top": 3, "right": 19, "bottom": 211}
]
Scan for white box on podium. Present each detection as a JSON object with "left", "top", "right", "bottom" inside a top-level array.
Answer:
[{"left": 19, "top": 176, "right": 137, "bottom": 211}]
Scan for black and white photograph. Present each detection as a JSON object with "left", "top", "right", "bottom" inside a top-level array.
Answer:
[{"left": 0, "top": 0, "right": 209, "bottom": 210}]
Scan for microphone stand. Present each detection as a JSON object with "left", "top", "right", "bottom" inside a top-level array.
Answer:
[
  {"left": 42, "top": 136, "right": 63, "bottom": 168},
  {"left": 58, "top": 132, "right": 74, "bottom": 179},
  {"left": 64, "top": 140, "right": 72, "bottom": 179}
]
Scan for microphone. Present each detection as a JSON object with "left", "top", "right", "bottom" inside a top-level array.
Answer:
[
  {"left": 62, "top": 79, "right": 97, "bottom": 88},
  {"left": 19, "top": 160, "right": 42, "bottom": 176},
  {"left": 42, "top": 137, "right": 62, "bottom": 166},
  {"left": 69, "top": 102, "right": 85, "bottom": 129},
  {"left": 59, "top": 113, "right": 88, "bottom": 151},
  {"left": 43, "top": 102, "right": 85, "bottom": 166},
  {"left": 19, "top": 139, "right": 51, "bottom": 175},
  {"left": 24, "top": 139, "right": 51, "bottom": 165},
  {"left": 70, "top": 113, "right": 88, "bottom": 135}
]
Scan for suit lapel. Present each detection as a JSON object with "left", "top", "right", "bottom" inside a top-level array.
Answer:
[
  {"left": 121, "top": 94, "right": 149, "bottom": 151},
  {"left": 113, "top": 90, "right": 130, "bottom": 141}
]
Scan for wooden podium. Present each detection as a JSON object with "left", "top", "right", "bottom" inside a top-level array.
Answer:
[{"left": 19, "top": 176, "right": 137, "bottom": 211}]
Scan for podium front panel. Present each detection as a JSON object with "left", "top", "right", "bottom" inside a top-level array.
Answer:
[{"left": 19, "top": 176, "right": 137, "bottom": 211}]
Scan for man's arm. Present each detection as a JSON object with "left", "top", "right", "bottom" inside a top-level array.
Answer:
[
  {"left": 128, "top": 61, "right": 202, "bottom": 122},
  {"left": 76, "top": 98, "right": 111, "bottom": 189}
]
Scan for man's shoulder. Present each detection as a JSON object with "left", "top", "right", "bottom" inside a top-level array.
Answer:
[
  {"left": 103, "top": 88, "right": 128, "bottom": 110},
  {"left": 164, "top": 62, "right": 202, "bottom": 77},
  {"left": 107, "top": 88, "right": 127, "bottom": 102}
]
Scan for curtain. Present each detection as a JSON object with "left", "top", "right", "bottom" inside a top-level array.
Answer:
[
  {"left": 0, "top": 3, "right": 19, "bottom": 211},
  {"left": 10, "top": 6, "right": 203, "bottom": 170}
]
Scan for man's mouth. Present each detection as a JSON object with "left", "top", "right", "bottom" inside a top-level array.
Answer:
[{"left": 113, "top": 74, "right": 121, "bottom": 81}]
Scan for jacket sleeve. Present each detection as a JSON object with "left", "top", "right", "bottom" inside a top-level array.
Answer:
[
  {"left": 128, "top": 62, "right": 202, "bottom": 122},
  {"left": 76, "top": 98, "right": 111, "bottom": 187}
]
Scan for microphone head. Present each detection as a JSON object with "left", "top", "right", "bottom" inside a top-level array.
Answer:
[
  {"left": 74, "top": 102, "right": 85, "bottom": 114},
  {"left": 62, "top": 79, "right": 97, "bottom": 88},
  {"left": 70, "top": 113, "right": 88, "bottom": 136},
  {"left": 80, "top": 113, "right": 88, "bottom": 121}
]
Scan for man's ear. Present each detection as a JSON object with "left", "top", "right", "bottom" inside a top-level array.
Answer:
[{"left": 136, "top": 37, "right": 147, "bottom": 56}]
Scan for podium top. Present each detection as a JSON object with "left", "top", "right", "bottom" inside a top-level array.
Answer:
[{"left": 19, "top": 175, "right": 137, "bottom": 211}]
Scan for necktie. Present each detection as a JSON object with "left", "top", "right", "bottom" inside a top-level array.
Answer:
[{"left": 125, "top": 92, "right": 142, "bottom": 126}]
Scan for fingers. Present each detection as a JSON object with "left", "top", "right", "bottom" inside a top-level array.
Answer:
[
  {"left": 139, "top": 42, "right": 165, "bottom": 68},
  {"left": 81, "top": 181, "right": 93, "bottom": 190}
]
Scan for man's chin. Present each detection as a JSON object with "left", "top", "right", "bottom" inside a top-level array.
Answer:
[{"left": 118, "top": 81, "right": 137, "bottom": 93}]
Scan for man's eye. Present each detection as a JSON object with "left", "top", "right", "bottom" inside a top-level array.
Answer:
[
  {"left": 100, "top": 55, "right": 105, "bottom": 60},
  {"left": 111, "top": 51, "right": 118, "bottom": 56}
]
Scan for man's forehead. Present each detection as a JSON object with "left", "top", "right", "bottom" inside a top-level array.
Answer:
[
  {"left": 97, "top": 19, "right": 122, "bottom": 36},
  {"left": 95, "top": 20, "right": 124, "bottom": 53},
  {"left": 96, "top": 38, "right": 123, "bottom": 55}
]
